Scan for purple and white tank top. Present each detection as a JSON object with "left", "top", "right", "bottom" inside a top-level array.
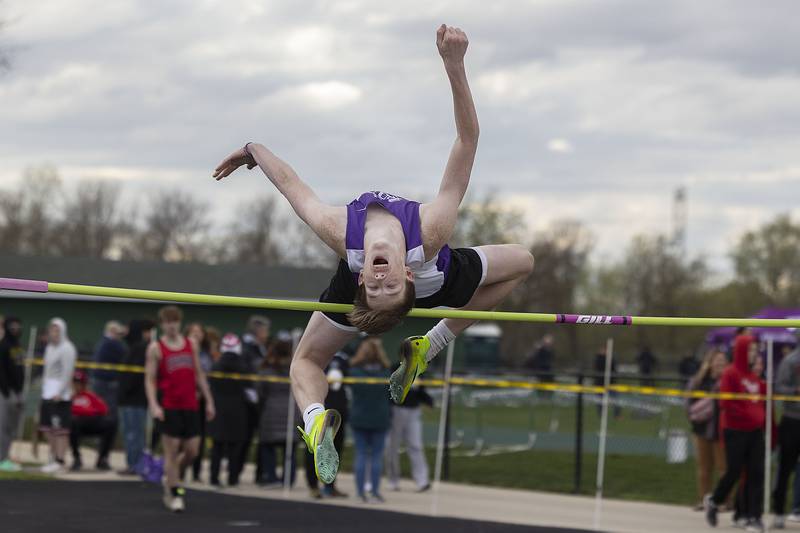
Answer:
[{"left": 345, "top": 191, "right": 451, "bottom": 298}]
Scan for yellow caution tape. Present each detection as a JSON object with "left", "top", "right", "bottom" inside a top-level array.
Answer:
[{"left": 28, "top": 358, "right": 800, "bottom": 403}]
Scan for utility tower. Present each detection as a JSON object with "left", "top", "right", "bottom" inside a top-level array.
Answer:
[{"left": 671, "top": 186, "right": 687, "bottom": 256}]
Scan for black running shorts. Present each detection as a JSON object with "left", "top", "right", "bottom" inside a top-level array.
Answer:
[
  {"left": 39, "top": 400, "right": 72, "bottom": 434},
  {"left": 156, "top": 409, "right": 201, "bottom": 439}
]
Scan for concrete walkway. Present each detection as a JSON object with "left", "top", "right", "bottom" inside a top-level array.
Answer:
[{"left": 7, "top": 440, "right": 768, "bottom": 533}]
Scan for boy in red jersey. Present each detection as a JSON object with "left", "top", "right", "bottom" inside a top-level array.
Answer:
[{"left": 145, "top": 305, "right": 215, "bottom": 512}]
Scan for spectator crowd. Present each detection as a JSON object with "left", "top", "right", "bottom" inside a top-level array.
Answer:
[
  {"left": 0, "top": 308, "right": 432, "bottom": 508},
  {"left": 4, "top": 312, "right": 800, "bottom": 529},
  {"left": 688, "top": 328, "right": 800, "bottom": 533}
]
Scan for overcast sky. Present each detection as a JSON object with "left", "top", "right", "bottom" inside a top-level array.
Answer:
[{"left": 2, "top": 0, "right": 799, "bottom": 275}]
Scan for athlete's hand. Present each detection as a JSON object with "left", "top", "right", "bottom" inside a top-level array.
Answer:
[
  {"left": 436, "top": 24, "right": 468, "bottom": 64},
  {"left": 205, "top": 401, "right": 216, "bottom": 422},
  {"left": 213, "top": 145, "right": 258, "bottom": 180},
  {"left": 150, "top": 404, "right": 164, "bottom": 421}
]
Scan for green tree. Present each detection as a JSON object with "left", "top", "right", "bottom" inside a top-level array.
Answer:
[
  {"left": 451, "top": 192, "right": 526, "bottom": 247},
  {"left": 583, "top": 234, "right": 707, "bottom": 362},
  {"left": 731, "top": 214, "right": 800, "bottom": 307},
  {"left": 502, "top": 220, "right": 594, "bottom": 366}
]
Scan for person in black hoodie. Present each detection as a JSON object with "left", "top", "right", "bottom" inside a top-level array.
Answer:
[
  {"left": 117, "top": 319, "right": 154, "bottom": 475},
  {"left": 0, "top": 317, "right": 24, "bottom": 471},
  {"left": 208, "top": 333, "right": 250, "bottom": 488}
]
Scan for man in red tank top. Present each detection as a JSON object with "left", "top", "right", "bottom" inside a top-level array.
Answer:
[{"left": 145, "top": 305, "right": 215, "bottom": 512}]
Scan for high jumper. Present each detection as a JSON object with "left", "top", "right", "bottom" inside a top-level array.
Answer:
[{"left": 212, "top": 24, "right": 534, "bottom": 484}]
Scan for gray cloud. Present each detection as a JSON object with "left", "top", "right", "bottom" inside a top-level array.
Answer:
[{"left": 1, "top": 0, "right": 799, "bottom": 277}]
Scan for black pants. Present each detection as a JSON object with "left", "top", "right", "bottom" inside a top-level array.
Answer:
[
  {"left": 70, "top": 417, "right": 117, "bottom": 463},
  {"left": 306, "top": 420, "right": 346, "bottom": 490},
  {"left": 192, "top": 398, "right": 207, "bottom": 480},
  {"left": 712, "top": 428, "right": 765, "bottom": 519},
  {"left": 236, "top": 403, "right": 260, "bottom": 482},
  {"left": 773, "top": 417, "right": 800, "bottom": 515},
  {"left": 259, "top": 441, "right": 297, "bottom": 485},
  {"left": 210, "top": 440, "right": 244, "bottom": 486}
]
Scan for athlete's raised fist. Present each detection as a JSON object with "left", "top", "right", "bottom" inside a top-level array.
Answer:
[{"left": 436, "top": 24, "right": 468, "bottom": 63}]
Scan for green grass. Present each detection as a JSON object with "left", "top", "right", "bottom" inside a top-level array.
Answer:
[
  {"left": 446, "top": 449, "right": 697, "bottom": 505},
  {"left": 334, "top": 393, "right": 700, "bottom": 506},
  {"left": 434, "top": 396, "right": 692, "bottom": 439},
  {"left": 338, "top": 445, "right": 698, "bottom": 506},
  {"left": 0, "top": 470, "right": 50, "bottom": 481}
]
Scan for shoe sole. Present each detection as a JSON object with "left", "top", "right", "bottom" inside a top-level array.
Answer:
[
  {"left": 316, "top": 419, "right": 339, "bottom": 485},
  {"left": 390, "top": 339, "right": 422, "bottom": 404}
]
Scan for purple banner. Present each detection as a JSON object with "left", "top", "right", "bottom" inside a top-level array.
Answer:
[
  {"left": 0, "top": 277, "right": 49, "bottom": 293},
  {"left": 557, "top": 314, "right": 632, "bottom": 326}
]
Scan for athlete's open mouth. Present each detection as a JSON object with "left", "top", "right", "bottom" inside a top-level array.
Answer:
[{"left": 372, "top": 256, "right": 390, "bottom": 273}]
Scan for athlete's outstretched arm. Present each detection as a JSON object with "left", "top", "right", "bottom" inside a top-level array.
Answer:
[
  {"left": 421, "top": 25, "right": 479, "bottom": 249},
  {"left": 213, "top": 145, "right": 346, "bottom": 257}
]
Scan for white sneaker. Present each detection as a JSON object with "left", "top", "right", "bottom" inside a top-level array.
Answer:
[
  {"left": 773, "top": 515, "right": 786, "bottom": 529},
  {"left": 170, "top": 495, "right": 185, "bottom": 512},
  {"left": 164, "top": 485, "right": 186, "bottom": 513},
  {"left": 40, "top": 462, "right": 63, "bottom": 474}
]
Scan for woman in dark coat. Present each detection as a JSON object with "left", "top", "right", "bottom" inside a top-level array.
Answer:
[
  {"left": 208, "top": 334, "right": 250, "bottom": 487},
  {"left": 257, "top": 334, "right": 300, "bottom": 486}
]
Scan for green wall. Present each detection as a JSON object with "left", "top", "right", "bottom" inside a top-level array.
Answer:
[{"left": 1, "top": 296, "right": 465, "bottom": 367}]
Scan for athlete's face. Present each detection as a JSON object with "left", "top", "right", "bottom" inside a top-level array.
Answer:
[
  {"left": 161, "top": 319, "right": 181, "bottom": 338},
  {"left": 359, "top": 243, "right": 413, "bottom": 310}
]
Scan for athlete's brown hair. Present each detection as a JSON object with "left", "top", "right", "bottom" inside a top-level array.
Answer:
[
  {"left": 347, "top": 280, "right": 416, "bottom": 335},
  {"left": 158, "top": 305, "right": 183, "bottom": 323}
]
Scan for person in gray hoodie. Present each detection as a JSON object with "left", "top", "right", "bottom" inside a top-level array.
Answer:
[{"left": 771, "top": 342, "right": 800, "bottom": 528}]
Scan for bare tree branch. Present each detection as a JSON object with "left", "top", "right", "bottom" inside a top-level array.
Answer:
[
  {"left": 218, "top": 195, "right": 282, "bottom": 265},
  {"left": 55, "top": 180, "right": 122, "bottom": 258},
  {"left": 119, "top": 189, "right": 211, "bottom": 262},
  {"left": 0, "top": 166, "right": 62, "bottom": 255}
]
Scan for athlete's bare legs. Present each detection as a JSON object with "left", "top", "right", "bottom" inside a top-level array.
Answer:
[
  {"left": 162, "top": 436, "right": 199, "bottom": 489},
  {"left": 290, "top": 312, "right": 354, "bottom": 412},
  {"left": 443, "top": 244, "right": 534, "bottom": 335},
  {"left": 389, "top": 244, "right": 533, "bottom": 403}
]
